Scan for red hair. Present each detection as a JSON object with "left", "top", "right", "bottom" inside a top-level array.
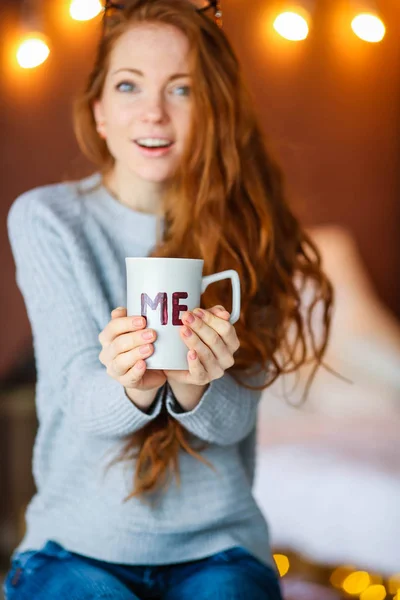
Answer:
[{"left": 73, "top": 0, "right": 334, "bottom": 501}]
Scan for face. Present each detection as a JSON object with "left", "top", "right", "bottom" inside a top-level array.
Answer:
[{"left": 94, "top": 24, "right": 193, "bottom": 184}]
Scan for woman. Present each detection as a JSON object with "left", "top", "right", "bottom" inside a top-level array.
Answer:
[{"left": 3, "top": 0, "right": 333, "bottom": 598}]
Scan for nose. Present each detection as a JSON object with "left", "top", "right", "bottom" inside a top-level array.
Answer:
[{"left": 140, "top": 94, "right": 167, "bottom": 124}]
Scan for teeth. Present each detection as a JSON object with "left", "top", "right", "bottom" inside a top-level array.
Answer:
[{"left": 136, "top": 138, "right": 172, "bottom": 148}]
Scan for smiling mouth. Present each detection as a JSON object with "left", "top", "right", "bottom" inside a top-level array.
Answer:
[
  {"left": 132, "top": 140, "right": 175, "bottom": 158},
  {"left": 134, "top": 138, "right": 174, "bottom": 149}
]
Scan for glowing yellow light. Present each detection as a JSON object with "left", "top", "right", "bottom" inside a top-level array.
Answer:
[
  {"left": 351, "top": 13, "right": 385, "bottom": 43},
  {"left": 273, "top": 554, "right": 290, "bottom": 577},
  {"left": 368, "top": 574, "right": 383, "bottom": 586},
  {"left": 388, "top": 574, "right": 400, "bottom": 595},
  {"left": 69, "top": 0, "right": 103, "bottom": 21},
  {"left": 342, "top": 571, "right": 370, "bottom": 595},
  {"left": 273, "top": 11, "right": 309, "bottom": 41},
  {"left": 330, "top": 565, "right": 356, "bottom": 589},
  {"left": 360, "top": 584, "right": 387, "bottom": 600},
  {"left": 394, "top": 593, "right": 400, "bottom": 600},
  {"left": 16, "top": 34, "right": 50, "bottom": 69}
]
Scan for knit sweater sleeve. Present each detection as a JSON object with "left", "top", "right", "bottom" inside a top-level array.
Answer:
[
  {"left": 166, "top": 371, "right": 266, "bottom": 446},
  {"left": 7, "top": 188, "right": 164, "bottom": 439}
]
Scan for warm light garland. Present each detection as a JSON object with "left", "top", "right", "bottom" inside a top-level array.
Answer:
[{"left": 13, "top": 0, "right": 388, "bottom": 71}]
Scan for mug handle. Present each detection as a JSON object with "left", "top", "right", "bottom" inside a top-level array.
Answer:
[{"left": 201, "top": 270, "right": 241, "bottom": 324}]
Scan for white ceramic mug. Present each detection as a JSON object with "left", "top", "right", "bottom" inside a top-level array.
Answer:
[{"left": 126, "top": 257, "right": 241, "bottom": 370}]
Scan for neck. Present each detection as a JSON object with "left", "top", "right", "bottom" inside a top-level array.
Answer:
[{"left": 102, "top": 164, "right": 165, "bottom": 216}]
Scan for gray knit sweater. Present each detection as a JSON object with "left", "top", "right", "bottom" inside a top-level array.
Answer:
[{"left": 7, "top": 172, "right": 272, "bottom": 568}]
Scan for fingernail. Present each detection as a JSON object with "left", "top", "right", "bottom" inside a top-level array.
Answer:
[
  {"left": 141, "top": 330, "right": 154, "bottom": 340},
  {"left": 184, "top": 312, "right": 195, "bottom": 324},
  {"left": 140, "top": 345, "right": 151, "bottom": 355},
  {"left": 182, "top": 326, "right": 192, "bottom": 337},
  {"left": 193, "top": 309, "right": 205, "bottom": 319},
  {"left": 133, "top": 317, "right": 144, "bottom": 327}
]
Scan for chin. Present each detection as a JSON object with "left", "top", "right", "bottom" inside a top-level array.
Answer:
[{"left": 131, "top": 166, "right": 175, "bottom": 184}]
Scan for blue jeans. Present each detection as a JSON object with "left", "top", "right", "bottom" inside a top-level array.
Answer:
[{"left": 3, "top": 540, "right": 283, "bottom": 599}]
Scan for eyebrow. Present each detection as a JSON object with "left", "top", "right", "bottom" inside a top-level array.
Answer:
[{"left": 111, "top": 68, "right": 191, "bottom": 82}]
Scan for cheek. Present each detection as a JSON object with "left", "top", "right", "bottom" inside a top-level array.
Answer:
[
  {"left": 174, "top": 108, "right": 193, "bottom": 142},
  {"left": 103, "top": 105, "right": 136, "bottom": 158},
  {"left": 116, "top": 108, "right": 135, "bottom": 128},
  {"left": 106, "top": 100, "right": 138, "bottom": 129}
]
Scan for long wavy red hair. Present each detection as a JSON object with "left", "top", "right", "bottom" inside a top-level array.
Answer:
[{"left": 73, "top": 0, "right": 334, "bottom": 502}]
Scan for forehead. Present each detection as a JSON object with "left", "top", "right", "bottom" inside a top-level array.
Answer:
[{"left": 109, "top": 23, "right": 191, "bottom": 75}]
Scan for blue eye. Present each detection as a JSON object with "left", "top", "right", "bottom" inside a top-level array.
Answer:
[
  {"left": 116, "top": 81, "right": 138, "bottom": 93},
  {"left": 173, "top": 85, "right": 191, "bottom": 97}
]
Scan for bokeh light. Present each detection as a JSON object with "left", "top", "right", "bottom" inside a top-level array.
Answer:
[
  {"left": 360, "top": 584, "right": 387, "bottom": 600},
  {"left": 342, "top": 571, "right": 371, "bottom": 595},
  {"left": 351, "top": 13, "right": 385, "bottom": 43},
  {"left": 388, "top": 574, "right": 400, "bottom": 595},
  {"left": 16, "top": 34, "right": 50, "bottom": 69},
  {"left": 273, "top": 554, "right": 290, "bottom": 577},
  {"left": 369, "top": 574, "right": 383, "bottom": 586},
  {"left": 273, "top": 11, "right": 310, "bottom": 41},
  {"left": 69, "top": 0, "right": 103, "bottom": 22},
  {"left": 330, "top": 565, "right": 356, "bottom": 588}
]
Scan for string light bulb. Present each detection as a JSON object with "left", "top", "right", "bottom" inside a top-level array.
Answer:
[
  {"left": 273, "top": 2, "right": 315, "bottom": 41},
  {"left": 69, "top": 0, "right": 103, "bottom": 22},
  {"left": 351, "top": 12, "right": 385, "bottom": 42},
  {"left": 349, "top": 0, "right": 386, "bottom": 42},
  {"left": 16, "top": 32, "right": 50, "bottom": 69},
  {"left": 16, "top": 0, "right": 50, "bottom": 69}
]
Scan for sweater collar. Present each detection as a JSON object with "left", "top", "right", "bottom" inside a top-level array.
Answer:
[{"left": 79, "top": 172, "right": 165, "bottom": 245}]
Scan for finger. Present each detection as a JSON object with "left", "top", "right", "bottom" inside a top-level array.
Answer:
[
  {"left": 99, "top": 314, "right": 146, "bottom": 347},
  {"left": 181, "top": 310, "right": 237, "bottom": 368},
  {"left": 207, "top": 306, "right": 239, "bottom": 357},
  {"left": 100, "top": 327, "right": 156, "bottom": 365},
  {"left": 108, "top": 344, "right": 154, "bottom": 378},
  {"left": 182, "top": 314, "right": 230, "bottom": 367},
  {"left": 109, "top": 328, "right": 156, "bottom": 360},
  {"left": 186, "top": 349, "right": 210, "bottom": 384},
  {"left": 111, "top": 307, "right": 127, "bottom": 319},
  {"left": 180, "top": 326, "right": 225, "bottom": 379},
  {"left": 193, "top": 307, "right": 239, "bottom": 354},
  {"left": 119, "top": 359, "right": 148, "bottom": 388}
]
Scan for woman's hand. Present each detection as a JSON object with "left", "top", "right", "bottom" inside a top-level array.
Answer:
[
  {"left": 98, "top": 307, "right": 166, "bottom": 410},
  {"left": 164, "top": 305, "right": 240, "bottom": 411}
]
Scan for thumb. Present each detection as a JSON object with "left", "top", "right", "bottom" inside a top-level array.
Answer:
[{"left": 111, "top": 306, "right": 127, "bottom": 319}]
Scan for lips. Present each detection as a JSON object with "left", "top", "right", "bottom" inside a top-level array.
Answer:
[
  {"left": 134, "top": 137, "right": 174, "bottom": 149},
  {"left": 132, "top": 139, "right": 175, "bottom": 157}
]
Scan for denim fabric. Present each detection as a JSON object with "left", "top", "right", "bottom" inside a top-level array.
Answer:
[{"left": 3, "top": 540, "right": 283, "bottom": 599}]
